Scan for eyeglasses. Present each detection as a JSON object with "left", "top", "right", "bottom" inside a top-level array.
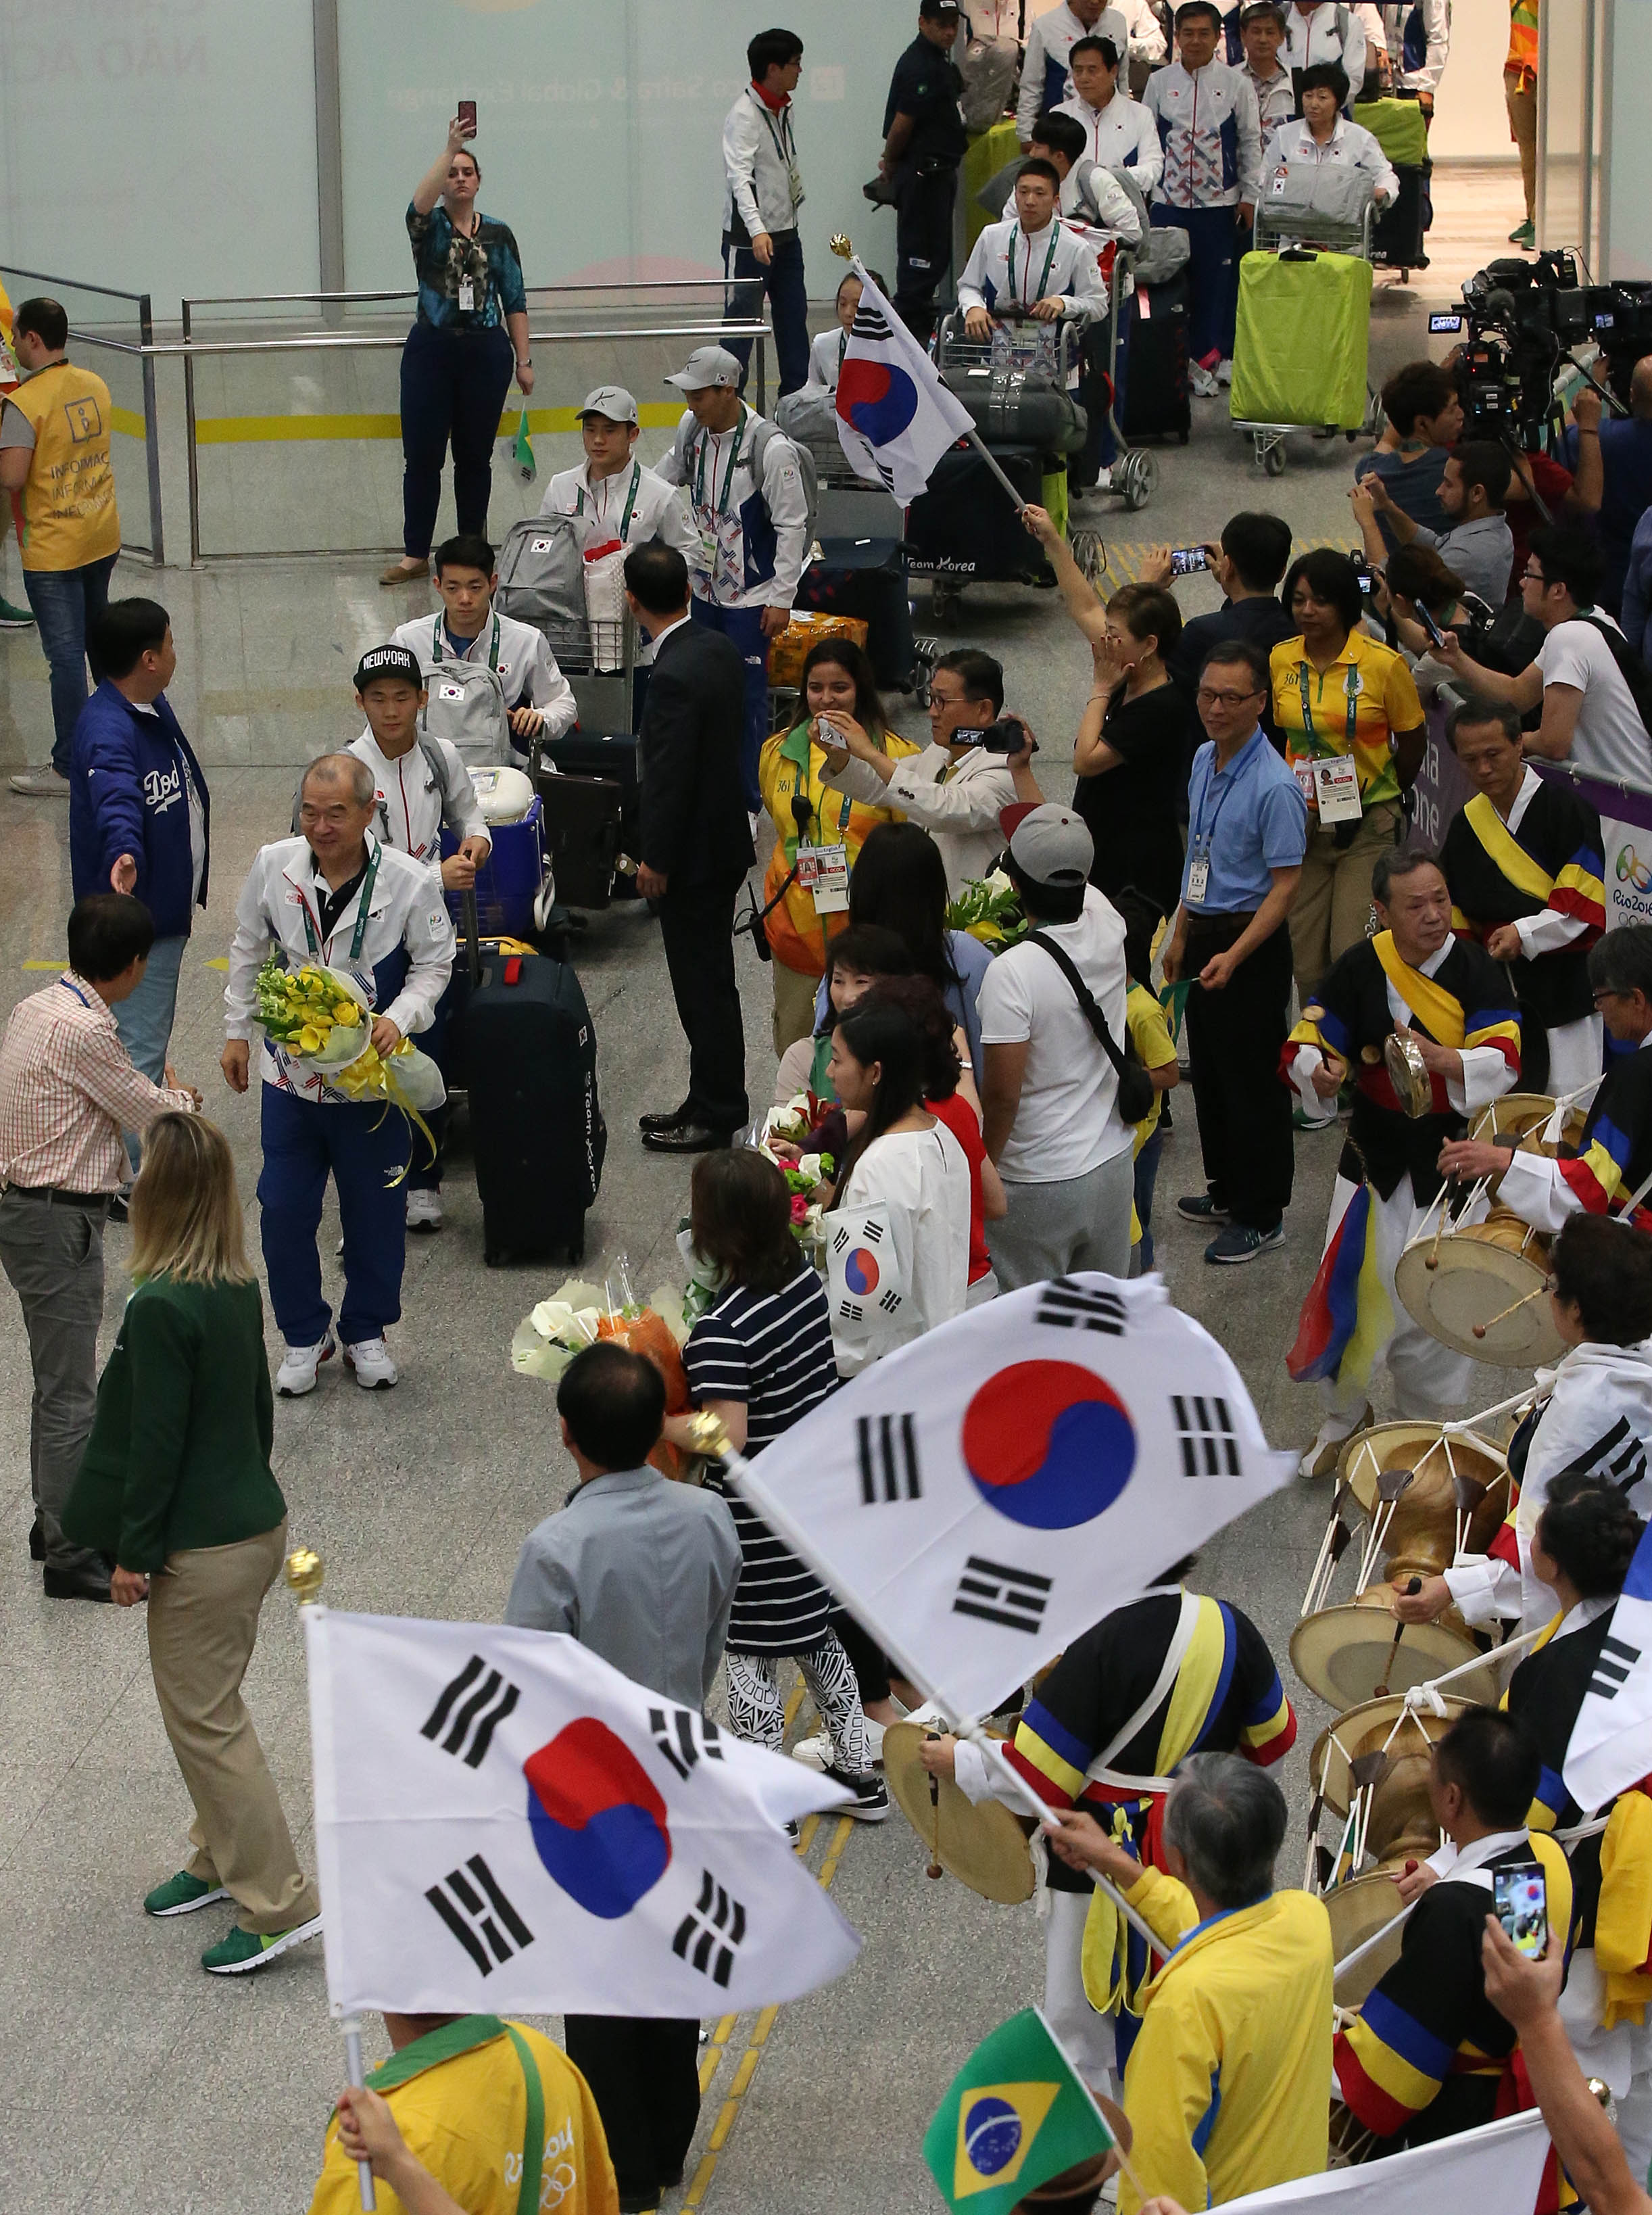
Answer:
[
  {"left": 1522, "top": 567, "right": 1549, "bottom": 586},
  {"left": 1195, "top": 685, "right": 1267, "bottom": 708}
]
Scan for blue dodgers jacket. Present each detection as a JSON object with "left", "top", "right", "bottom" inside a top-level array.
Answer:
[{"left": 70, "top": 682, "right": 210, "bottom": 938}]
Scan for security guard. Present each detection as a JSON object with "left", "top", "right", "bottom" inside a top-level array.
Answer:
[
  {"left": 391, "top": 531, "right": 576, "bottom": 758},
  {"left": 539, "top": 386, "right": 699, "bottom": 564},
  {"left": 222, "top": 752, "right": 455, "bottom": 1398},
  {"left": 877, "top": 0, "right": 968, "bottom": 345}
]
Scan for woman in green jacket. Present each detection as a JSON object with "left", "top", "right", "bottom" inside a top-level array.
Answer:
[{"left": 64, "top": 1113, "right": 321, "bottom": 1977}]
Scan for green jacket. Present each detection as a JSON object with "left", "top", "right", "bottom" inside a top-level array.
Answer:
[{"left": 64, "top": 1275, "right": 286, "bottom": 1572}]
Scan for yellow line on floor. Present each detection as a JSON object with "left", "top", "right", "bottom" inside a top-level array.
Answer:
[
  {"left": 681, "top": 1815, "right": 857, "bottom": 2212},
  {"left": 21, "top": 959, "right": 66, "bottom": 971},
  {"left": 193, "top": 400, "right": 682, "bottom": 445}
]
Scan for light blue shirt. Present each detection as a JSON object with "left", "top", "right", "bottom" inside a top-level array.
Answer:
[{"left": 1182, "top": 728, "right": 1308, "bottom": 915}]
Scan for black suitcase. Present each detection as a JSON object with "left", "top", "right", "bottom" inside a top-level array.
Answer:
[
  {"left": 1122, "top": 272, "right": 1191, "bottom": 445},
  {"left": 794, "top": 537, "right": 918, "bottom": 690},
  {"left": 460, "top": 932, "right": 606, "bottom": 1266},
  {"left": 535, "top": 729, "right": 640, "bottom": 903},
  {"left": 906, "top": 443, "right": 1046, "bottom": 584},
  {"left": 1371, "top": 162, "right": 1431, "bottom": 272},
  {"left": 535, "top": 773, "right": 626, "bottom": 910}
]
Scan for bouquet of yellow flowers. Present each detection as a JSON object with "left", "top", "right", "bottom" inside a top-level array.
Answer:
[
  {"left": 946, "top": 868, "right": 1027, "bottom": 950},
  {"left": 253, "top": 958, "right": 445, "bottom": 1179}
]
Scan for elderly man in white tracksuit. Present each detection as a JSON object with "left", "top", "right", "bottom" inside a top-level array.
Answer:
[{"left": 222, "top": 751, "right": 454, "bottom": 1398}]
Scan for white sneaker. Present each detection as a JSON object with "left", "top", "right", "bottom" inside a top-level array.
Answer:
[
  {"left": 9, "top": 767, "right": 68, "bottom": 797},
  {"left": 1189, "top": 363, "right": 1221, "bottom": 399},
  {"left": 276, "top": 1335, "right": 335, "bottom": 1397},
  {"left": 792, "top": 1719, "right": 886, "bottom": 1772},
  {"left": 405, "top": 1187, "right": 443, "bottom": 1233},
  {"left": 1217, "top": 358, "right": 1234, "bottom": 386},
  {"left": 1297, "top": 1402, "right": 1371, "bottom": 1479},
  {"left": 1075, "top": 467, "right": 1113, "bottom": 496},
  {"left": 343, "top": 1336, "right": 398, "bottom": 1390}
]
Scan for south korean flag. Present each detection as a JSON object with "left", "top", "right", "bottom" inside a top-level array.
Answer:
[
  {"left": 827, "top": 1203, "right": 910, "bottom": 1341},
  {"left": 730, "top": 1275, "right": 1293, "bottom": 1719},
  {"left": 1566, "top": 1517, "right": 1652, "bottom": 1810},
  {"left": 302, "top": 1611, "right": 861, "bottom": 2018}
]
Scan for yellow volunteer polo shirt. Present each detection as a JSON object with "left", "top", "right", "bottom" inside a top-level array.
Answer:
[
  {"left": 5, "top": 357, "right": 121, "bottom": 571},
  {"left": 1271, "top": 629, "right": 1423, "bottom": 818}
]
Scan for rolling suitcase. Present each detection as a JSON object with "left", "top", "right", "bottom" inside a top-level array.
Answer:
[
  {"left": 534, "top": 730, "right": 639, "bottom": 904},
  {"left": 535, "top": 773, "right": 627, "bottom": 911},
  {"left": 1230, "top": 249, "right": 1373, "bottom": 431},
  {"left": 1121, "top": 272, "right": 1191, "bottom": 445},
  {"left": 460, "top": 920, "right": 606, "bottom": 1266},
  {"left": 906, "top": 444, "right": 1046, "bottom": 586},
  {"left": 1370, "top": 164, "right": 1431, "bottom": 272},
  {"left": 794, "top": 540, "right": 918, "bottom": 690}
]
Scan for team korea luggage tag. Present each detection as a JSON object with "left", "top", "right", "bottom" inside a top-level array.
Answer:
[
  {"left": 1313, "top": 754, "right": 1363, "bottom": 824},
  {"left": 458, "top": 276, "right": 475, "bottom": 312},
  {"left": 798, "top": 842, "right": 850, "bottom": 915},
  {"left": 1186, "top": 855, "right": 1211, "bottom": 905}
]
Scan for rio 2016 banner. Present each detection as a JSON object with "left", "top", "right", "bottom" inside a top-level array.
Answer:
[{"left": 1410, "top": 704, "right": 1652, "bottom": 931}]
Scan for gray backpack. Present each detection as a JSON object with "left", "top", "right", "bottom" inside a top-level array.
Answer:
[
  {"left": 421, "top": 657, "right": 512, "bottom": 771},
  {"left": 774, "top": 383, "right": 842, "bottom": 453},
  {"left": 671, "top": 412, "right": 819, "bottom": 546},
  {"left": 1106, "top": 166, "right": 1191, "bottom": 284},
  {"left": 494, "top": 512, "right": 586, "bottom": 629},
  {"left": 292, "top": 732, "right": 466, "bottom": 838}
]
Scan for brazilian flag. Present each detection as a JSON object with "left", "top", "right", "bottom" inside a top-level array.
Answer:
[
  {"left": 512, "top": 406, "right": 536, "bottom": 483},
  {"left": 923, "top": 2009, "right": 1116, "bottom": 2212}
]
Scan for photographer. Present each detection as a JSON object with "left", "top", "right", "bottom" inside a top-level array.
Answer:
[
  {"left": 817, "top": 648, "right": 1044, "bottom": 894},
  {"left": 1560, "top": 353, "right": 1652, "bottom": 617},
  {"left": 1142, "top": 513, "right": 1296, "bottom": 765},
  {"left": 1505, "top": 393, "right": 1602, "bottom": 598},
  {"left": 1436, "top": 523, "right": 1652, "bottom": 784},
  {"left": 1351, "top": 441, "right": 1515, "bottom": 605}
]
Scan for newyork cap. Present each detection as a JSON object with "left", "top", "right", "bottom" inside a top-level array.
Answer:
[
  {"left": 578, "top": 383, "right": 639, "bottom": 425},
  {"left": 666, "top": 345, "right": 744, "bottom": 393},
  {"left": 1003, "top": 801, "right": 1094, "bottom": 886},
  {"left": 354, "top": 644, "right": 424, "bottom": 692},
  {"left": 920, "top": 0, "right": 963, "bottom": 16}
]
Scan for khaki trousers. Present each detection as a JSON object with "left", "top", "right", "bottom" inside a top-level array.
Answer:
[
  {"left": 1505, "top": 70, "right": 1538, "bottom": 224},
  {"left": 146, "top": 1519, "right": 319, "bottom": 1933},
  {"left": 771, "top": 958, "right": 822, "bottom": 1059},
  {"left": 1288, "top": 805, "right": 1400, "bottom": 1000}
]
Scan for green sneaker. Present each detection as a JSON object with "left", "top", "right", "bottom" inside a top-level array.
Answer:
[
  {"left": 201, "top": 1911, "right": 323, "bottom": 1975},
  {"left": 145, "top": 1869, "right": 230, "bottom": 1918},
  {"left": 1508, "top": 218, "right": 1536, "bottom": 249},
  {"left": 0, "top": 597, "right": 34, "bottom": 629}
]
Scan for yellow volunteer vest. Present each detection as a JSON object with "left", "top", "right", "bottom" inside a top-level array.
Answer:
[{"left": 8, "top": 359, "right": 120, "bottom": 570}]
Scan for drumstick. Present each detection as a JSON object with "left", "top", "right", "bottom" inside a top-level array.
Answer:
[
  {"left": 1426, "top": 1179, "right": 1457, "bottom": 1272},
  {"left": 1472, "top": 1282, "right": 1549, "bottom": 1340},
  {"left": 924, "top": 1732, "right": 944, "bottom": 1881},
  {"left": 1374, "top": 1579, "right": 1424, "bottom": 1697}
]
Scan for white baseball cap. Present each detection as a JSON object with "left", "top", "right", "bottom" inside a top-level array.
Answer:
[
  {"left": 577, "top": 385, "right": 639, "bottom": 425},
  {"left": 665, "top": 346, "right": 744, "bottom": 393}
]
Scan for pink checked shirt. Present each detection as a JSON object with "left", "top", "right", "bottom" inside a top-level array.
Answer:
[{"left": 0, "top": 973, "right": 195, "bottom": 1194}]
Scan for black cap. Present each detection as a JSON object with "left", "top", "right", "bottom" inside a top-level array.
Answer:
[
  {"left": 354, "top": 644, "right": 424, "bottom": 692},
  {"left": 920, "top": 0, "right": 961, "bottom": 15}
]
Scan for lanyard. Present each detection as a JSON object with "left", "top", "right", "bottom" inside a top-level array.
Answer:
[
  {"left": 300, "top": 843, "right": 381, "bottom": 963},
  {"left": 576, "top": 462, "right": 641, "bottom": 541},
  {"left": 1007, "top": 224, "right": 1059, "bottom": 307},
  {"left": 837, "top": 329, "right": 847, "bottom": 375},
  {"left": 57, "top": 975, "right": 93, "bottom": 1010},
  {"left": 750, "top": 88, "right": 796, "bottom": 168},
  {"left": 1190, "top": 742, "right": 1251, "bottom": 860},
  {"left": 694, "top": 416, "right": 748, "bottom": 519},
  {"left": 1295, "top": 654, "right": 1359, "bottom": 753},
  {"left": 433, "top": 611, "right": 500, "bottom": 671},
  {"left": 790, "top": 759, "right": 854, "bottom": 848}
]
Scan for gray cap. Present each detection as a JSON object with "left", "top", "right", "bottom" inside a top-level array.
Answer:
[
  {"left": 577, "top": 384, "right": 639, "bottom": 425},
  {"left": 665, "top": 346, "right": 744, "bottom": 394},
  {"left": 1005, "top": 802, "right": 1094, "bottom": 886}
]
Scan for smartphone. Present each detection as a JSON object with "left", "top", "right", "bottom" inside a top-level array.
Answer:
[
  {"left": 1170, "top": 546, "right": 1209, "bottom": 577},
  {"left": 1353, "top": 558, "right": 1376, "bottom": 599},
  {"left": 815, "top": 713, "right": 837, "bottom": 746},
  {"left": 457, "top": 99, "right": 478, "bottom": 138},
  {"left": 1415, "top": 602, "right": 1447, "bottom": 649},
  {"left": 1492, "top": 1861, "right": 1547, "bottom": 1960}
]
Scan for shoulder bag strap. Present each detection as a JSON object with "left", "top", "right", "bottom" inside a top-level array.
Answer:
[
  {"left": 1024, "top": 929, "right": 1125, "bottom": 1076},
  {"left": 503, "top": 2024, "right": 546, "bottom": 2215}
]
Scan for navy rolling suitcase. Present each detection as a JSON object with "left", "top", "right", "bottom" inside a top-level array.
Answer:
[
  {"left": 794, "top": 538, "right": 917, "bottom": 690},
  {"left": 906, "top": 444, "right": 1046, "bottom": 586},
  {"left": 1371, "top": 162, "right": 1431, "bottom": 273},
  {"left": 1121, "top": 272, "right": 1191, "bottom": 445},
  {"left": 460, "top": 934, "right": 606, "bottom": 1266}
]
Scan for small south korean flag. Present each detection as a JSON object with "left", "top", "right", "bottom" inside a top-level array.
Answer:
[
  {"left": 827, "top": 1204, "right": 910, "bottom": 1330},
  {"left": 1566, "top": 1517, "right": 1652, "bottom": 1809}
]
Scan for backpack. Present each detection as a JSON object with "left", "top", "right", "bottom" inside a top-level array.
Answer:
[
  {"left": 671, "top": 411, "right": 819, "bottom": 549},
  {"left": 1576, "top": 613, "right": 1652, "bottom": 740},
  {"left": 494, "top": 512, "right": 586, "bottom": 629},
  {"left": 421, "top": 657, "right": 512, "bottom": 769},
  {"left": 291, "top": 732, "right": 465, "bottom": 839},
  {"left": 774, "top": 384, "right": 842, "bottom": 453},
  {"left": 1104, "top": 166, "right": 1190, "bottom": 283}
]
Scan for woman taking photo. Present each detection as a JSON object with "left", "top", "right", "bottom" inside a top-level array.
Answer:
[
  {"left": 1073, "top": 580, "right": 1188, "bottom": 921},
  {"left": 382, "top": 116, "right": 532, "bottom": 588},
  {"left": 758, "top": 638, "right": 921, "bottom": 1054},
  {"left": 826, "top": 991, "right": 971, "bottom": 1376},
  {"left": 1271, "top": 547, "right": 1426, "bottom": 1018},
  {"left": 819, "top": 821, "right": 994, "bottom": 1085},
  {"left": 62, "top": 1114, "right": 320, "bottom": 1977},
  {"left": 662, "top": 1149, "right": 888, "bottom": 1819}
]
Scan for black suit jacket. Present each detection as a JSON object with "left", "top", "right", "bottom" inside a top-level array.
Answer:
[{"left": 637, "top": 619, "right": 756, "bottom": 888}]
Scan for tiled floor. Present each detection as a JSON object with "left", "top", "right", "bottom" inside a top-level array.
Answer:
[{"left": 0, "top": 170, "right": 1527, "bottom": 2214}]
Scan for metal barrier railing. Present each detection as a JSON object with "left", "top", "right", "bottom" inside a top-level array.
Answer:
[{"left": 0, "top": 260, "right": 165, "bottom": 564}]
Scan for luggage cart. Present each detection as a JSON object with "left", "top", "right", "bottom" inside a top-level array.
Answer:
[
  {"left": 1231, "top": 197, "right": 1380, "bottom": 477},
  {"left": 781, "top": 425, "right": 938, "bottom": 713},
  {"left": 537, "top": 609, "right": 637, "bottom": 737},
  {"left": 1079, "top": 243, "right": 1159, "bottom": 521}
]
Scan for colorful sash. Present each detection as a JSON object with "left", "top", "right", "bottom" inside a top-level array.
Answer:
[{"left": 1465, "top": 793, "right": 1557, "bottom": 905}]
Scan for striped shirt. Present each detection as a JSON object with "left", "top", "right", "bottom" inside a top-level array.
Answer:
[
  {"left": 0, "top": 972, "right": 194, "bottom": 1193},
  {"left": 684, "top": 1264, "right": 839, "bottom": 1654}
]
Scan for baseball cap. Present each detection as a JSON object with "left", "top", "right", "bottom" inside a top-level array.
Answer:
[
  {"left": 577, "top": 384, "right": 639, "bottom": 425},
  {"left": 354, "top": 644, "right": 423, "bottom": 692},
  {"left": 666, "top": 346, "right": 744, "bottom": 393},
  {"left": 1002, "top": 802, "right": 1094, "bottom": 886}
]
